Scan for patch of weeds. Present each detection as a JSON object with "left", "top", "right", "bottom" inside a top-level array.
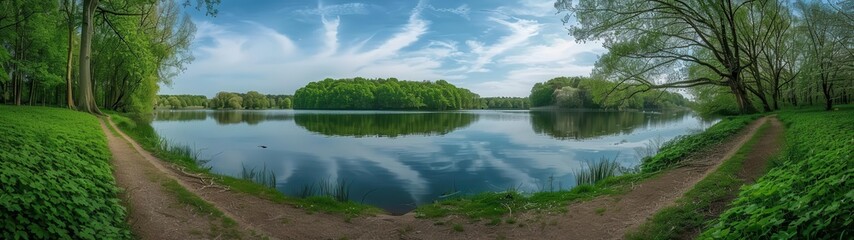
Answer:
[
  {"left": 486, "top": 218, "right": 501, "bottom": 226},
  {"left": 452, "top": 224, "right": 464, "bottom": 232},
  {"left": 595, "top": 207, "right": 606, "bottom": 216}
]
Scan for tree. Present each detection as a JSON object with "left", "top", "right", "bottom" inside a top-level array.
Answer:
[
  {"left": 797, "top": 0, "right": 853, "bottom": 110},
  {"left": 557, "top": 0, "right": 767, "bottom": 113},
  {"left": 74, "top": 0, "right": 219, "bottom": 114}
]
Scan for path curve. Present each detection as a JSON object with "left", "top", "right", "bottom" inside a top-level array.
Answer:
[
  {"left": 100, "top": 119, "right": 245, "bottom": 239},
  {"left": 103, "top": 116, "right": 779, "bottom": 240}
]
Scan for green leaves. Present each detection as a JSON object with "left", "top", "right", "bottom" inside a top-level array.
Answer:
[
  {"left": 293, "top": 78, "right": 480, "bottom": 110},
  {"left": 702, "top": 108, "right": 854, "bottom": 239},
  {"left": 0, "top": 106, "right": 131, "bottom": 239}
]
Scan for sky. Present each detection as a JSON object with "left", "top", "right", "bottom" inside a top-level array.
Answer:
[{"left": 160, "top": 0, "right": 606, "bottom": 97}]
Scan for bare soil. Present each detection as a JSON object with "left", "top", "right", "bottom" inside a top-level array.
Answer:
[
  {"left": 100, "top": 120, "right": 242, "bottom": 239},
  {"left": 103, "top": 116, "right": 780, "bottom": 240}
]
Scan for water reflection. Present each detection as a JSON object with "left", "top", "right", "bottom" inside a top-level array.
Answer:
[
  {"left": 154, "top": 110, "right": 295, "bottom": 125},
  {"left": 149, "top": 109, "right": 711, "bottom": 214},
  {"left": 530, "top": 110, "right": 690, "bottom": 140},
  {"left": 294, "top": 112, "right": 478, "bottom": 137}
]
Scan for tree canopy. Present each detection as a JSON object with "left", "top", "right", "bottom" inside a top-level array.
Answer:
[
  {"left": 556, "top": 0, "right": 853, "bottom": 113},
  {"left": 530, "top": 76, "right": 689, "bottom": 110},
  {"left": 293, "top": 78, "right": 481, "bottom": 110}
]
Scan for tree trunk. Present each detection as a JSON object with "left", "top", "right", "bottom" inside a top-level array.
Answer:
[
  {"left": 76, "top": 0, "right": 103, "bottom": 115},
  {"left": 65, "top": 4, "right": 76, "bottom": 109},
  {"left": 28, "top": 78, "right": 35, "bottom": 105},
  {"left": 822, "top": 82, "right": 833, "bottom": 111},
  {"left": 728, "top": 74, "right": 757, "bottom": 114}
]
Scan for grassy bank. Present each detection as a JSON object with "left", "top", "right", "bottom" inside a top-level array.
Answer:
[
  {"left": 107, "top": 113, "right": 381, "bottom": 217},
  {"left": 626, "top": 121, "right": 772, "bottom": 239},
  {"left": 702, "top": 106, "right": 853, "bottom": 239},
  {"left": 0, "top": 106, "right": 130, "bottom": 239},
  {"left": 414, "top": 115, "right": 758, "bottom": 221},
  {"left": 415, "top": 173, "right": 651, "bottom": 221},
  {"left": 641, "top": 114, "right": 760, "bottom": 172}
]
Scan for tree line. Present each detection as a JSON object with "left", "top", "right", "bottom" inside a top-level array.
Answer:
[
  {"left": 530, "top": 76, "right": 690, "bottom": 110},
  {"left": 557, "top": 0, "right": 853, "bottom": 113},
  {"left": 479, "top": 97, "right": 531, "bottom": 109},
  {"left": 293, "top": 78, "right": 481, "bottom": 110},
  {"left": 0, "top": 0, "right": 217, "bottom": 114},
  {"left": 157, "top": 92, "right": 293, "bottom": 110}
]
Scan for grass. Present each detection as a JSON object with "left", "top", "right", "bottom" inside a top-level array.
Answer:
[
  {"left": 701, "top": 106, "right": 853, "bottom": 239},
  {"left": 160, "top": 179, "right": 242, "bottom": 239},
  {"left": 415, "top": 172, "right": 652, "bottom": 220},
  {"left": 240, "top": 163, "right": 277, "bottom": 189},
  {"left": 574, "top": 156, "right": 623, "bottom": 185},
  {"left": 0, "top": 106, "right": 131, "bottom": 239},
  {"left": 415, "top": 113, "right": 757, "bottom": 221},
  {"left": 108, "top": 112, "right": 381, "bottom": 217},
  {"left": 625, "top": 121, "right": 772, "bottom": 240},
  {"left": 641, "top": 114, "right": 760, "bottom": 172}
]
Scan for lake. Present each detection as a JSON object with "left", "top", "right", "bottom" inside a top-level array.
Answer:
[{"left": 149, "top": 109, "right": 714, "bottom": 215}]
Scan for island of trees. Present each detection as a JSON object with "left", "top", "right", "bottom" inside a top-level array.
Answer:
[{"left": 292, "top": 78, "right": 481, "bottom": 110}]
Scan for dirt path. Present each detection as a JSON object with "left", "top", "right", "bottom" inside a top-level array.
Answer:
[
  {"left": 100, "top": 119, "right": 248, "bottom": 239},
  {"left": 490, "top": 117, "right": 773, "bottom": 240},
  {"left": 103, "top": 116, "right": 779, "bottom": 240}
]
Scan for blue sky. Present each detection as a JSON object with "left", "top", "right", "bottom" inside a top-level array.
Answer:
[{"left": 161, "top": 0, "right": 606, "bottom": 97}]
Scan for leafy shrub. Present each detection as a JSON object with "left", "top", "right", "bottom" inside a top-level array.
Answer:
[
  {"left": 0, "top": 106, "right": 130, "bottom": 239},
  {"left": 642, "top": 115, "right": 758, "bottom": 172},
  {"left": 702, "top": 108, "right": 853, "bottom": 239}
]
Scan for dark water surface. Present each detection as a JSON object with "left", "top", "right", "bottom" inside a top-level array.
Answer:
[{"left": 150, "top": 110, "right": 714, "bottom": 214}]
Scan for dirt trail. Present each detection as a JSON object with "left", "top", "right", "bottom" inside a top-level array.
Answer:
[
  {"left": 100, "top": 119, "right": 243, "bottom": 239},
  {"left": 102, "top": 116, "right": 780, "bottom": 240},
  {"left": 493, "top": 116, "right": 772, "bottom": 240},
  {"left": 681, "top": 117, "right": 784, "bottom": 239}
]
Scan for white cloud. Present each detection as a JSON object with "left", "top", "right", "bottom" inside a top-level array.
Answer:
[
  {"left": 294, "top": 2, "right": 371, "bottom": 16},
  {"left": 465, "top": 17, "right": 541, "bottom": 73},
  {"left": 497, "top": 0, "right": 559, "bottom": 17},
  {"left": 426, "top": 4, "right": 471, "bottom": 19},
  {"left": 172, "top": 2, "right": 457, "bottom": 96}
]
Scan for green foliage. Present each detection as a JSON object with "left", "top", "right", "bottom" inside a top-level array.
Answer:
[
  {"left": 480, "top": 97, "right": 530, "bottom": 109},
  {"left": 529, "top": 76, "right": 690, "bottom": 110},
  {"left": 642, "top": 115, "right": 759, "bottom": 172},
  {"left": 414, "top": 173, "right": 650, "bottom": 220},
  {"left": 240, "top": 164, "right": 277, "bottom": 189},
  {"left": 0, "top": 106, "right": 130, "bottom": 239},
  {"left": 156, "top": 95, "right": 208, "bottom": 109},
  {"left": 690, "top": 86, "right": 742, "bottom": 116},
  {"left": 574, "top": 156, "right": 622, "bottom": 185},
  {"left": 627, "top": 122, "right": 771, "bottom": 240},
  {"left": 702, "top": 107, "right": 854, "bottom": 239},
  {"left": 293, "top": 78, "right": 480, "bottom": 110}
]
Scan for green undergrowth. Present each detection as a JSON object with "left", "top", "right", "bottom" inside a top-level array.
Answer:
[
  {"left": 626, "top": 121, "right": 772, "bottom": 239},
  {"left": 642, "top": 114, "right": 760, "bottom": 172},
  {"left": 0, "top": 106, "right": 131, "bottom": 239},
  {"left": 702, "top": 106, "right": 853, "bottom": 239},
  {"left": 415, "top": 173, "right": 652, "bottom": 220},
  {"left": 108, "top": 112, "right": 380, "bottom": 217}
]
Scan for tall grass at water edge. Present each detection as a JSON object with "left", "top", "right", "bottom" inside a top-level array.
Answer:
[{"left": 240, "top": 164, "right": 277, "bottom": 189}]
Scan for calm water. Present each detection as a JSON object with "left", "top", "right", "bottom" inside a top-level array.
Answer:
[{"left": 150, "top": 110, "right": 714, "bottom": 214}]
